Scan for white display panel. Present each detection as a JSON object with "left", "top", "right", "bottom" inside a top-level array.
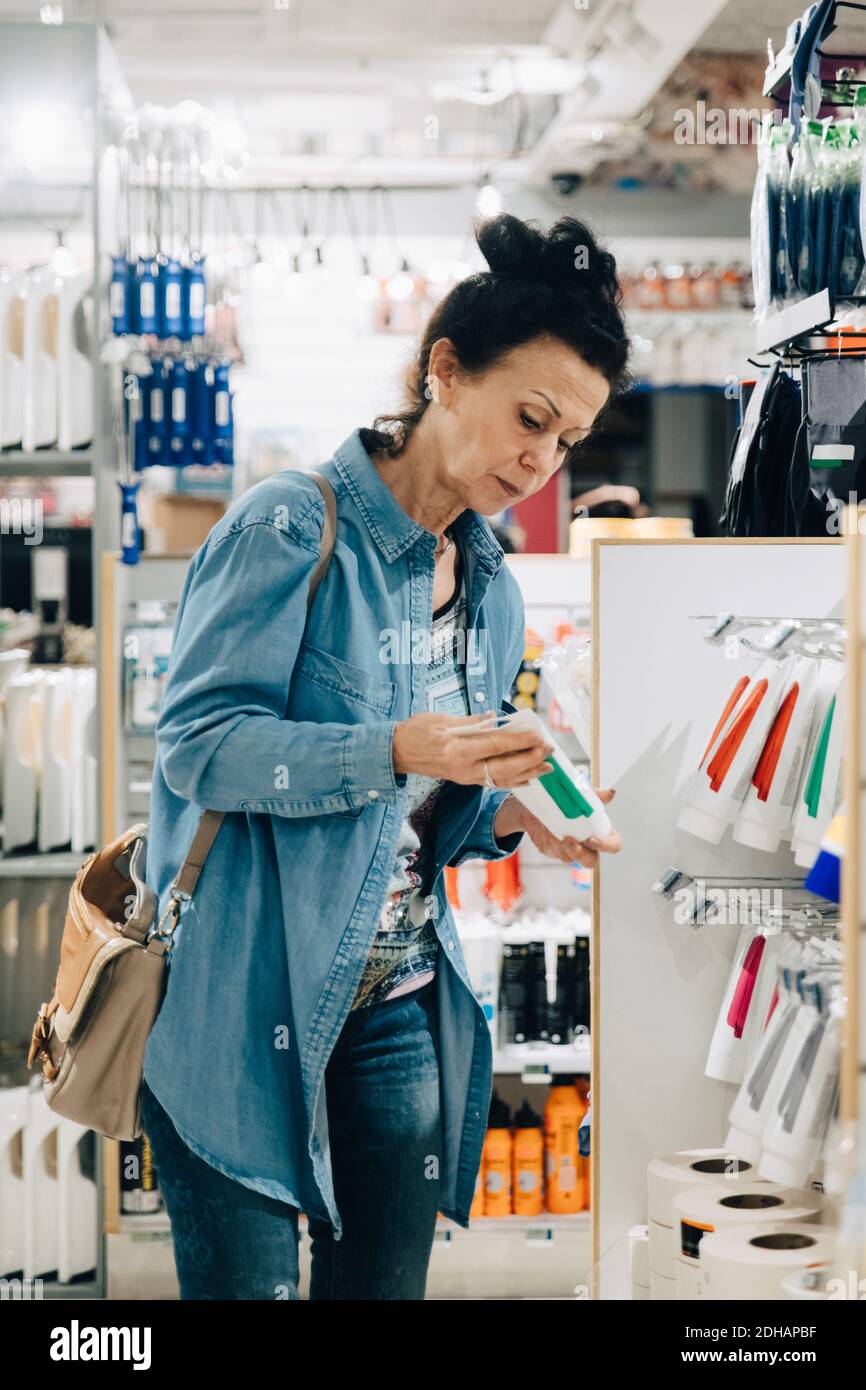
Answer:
[{"left": 592, "top": 539, "right": 845, "bottom": 1287}]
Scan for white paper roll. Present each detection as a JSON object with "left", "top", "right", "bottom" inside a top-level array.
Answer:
[
  {"left": 649, "top": 1268, "right": 675, "bottom": 1301},
  {"left": 672, "top": 1183, "right": 827, "bottom": 1302},
  {"left": 699, "top": 1223, "right": 836, "bottom": 1301},
  {"left": 629, "top": 1224, "right": 649, "bottom": 1289},
  {"left": 647, "top": 1149, "right": 760, "bottom": 1279},
  {"left": 632, "top": 1282, "right": 650, "bottom": 1301}
]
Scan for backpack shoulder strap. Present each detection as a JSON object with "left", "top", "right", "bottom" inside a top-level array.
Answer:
[
  {"left": 168, "top": 471, "right": 339, "bottom": 905},
  {"left": 306, "top": 471, "right": 337, "bottom": 610}
]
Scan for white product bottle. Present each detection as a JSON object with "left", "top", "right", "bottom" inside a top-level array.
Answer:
[
  {"left": 726, "top": 971, "right": 800, "bottom": 1162},
  {"left": 502, "top": 708, "right": 611, "bottom": 842},
  {"left": 454, "top": 910, "right": 502, "bottom": 1049},
  {"left": 732, "top": 656, "right": 819, "bottom": 853},
  {"left": 56, "top": 267, "right": 93, "bottom": 450},
  {"left": 21, "top": 266, "right": 60, "bottom": 451},
  {"left": 677, "top": 657, "right": 791, "bottom": 846},
  {"left": 0, "top": 266, "right": 23, "bottom": 447},
  {"left": 759, "top": 984, "right": 842, "bottom": 1189},
  {"left": 704, "top": 925, "right": 785, "bottom": 1086},
  {"left": 790, "top": 674, "right": 846, "bottom": 870}
]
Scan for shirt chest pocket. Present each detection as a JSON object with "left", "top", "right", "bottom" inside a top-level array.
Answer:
[{"left": 290, "top": 638, "right": 397, "bottom": 722}]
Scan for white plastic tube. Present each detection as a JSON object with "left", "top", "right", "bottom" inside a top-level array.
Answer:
[
  {"left": 790, "top": 670, "right": 846, "bottom": 870},
  {"left": 759, "top": 993, "right": 842, "bottom": 1189},
  {"left": 502, "top": 709, "right": 611, "bottom": 841},
  {"left": 705, "top": 926, "right": 786, "bottom": 1086},
  {"left": 726, "top": 974, "right": 800, "bottom": 1162},
  {"left": 678, "top": 657, "right": 791, "bottom": 846},
  {"left": 732, "top": 656, "right": 819, "bottom": 853}
]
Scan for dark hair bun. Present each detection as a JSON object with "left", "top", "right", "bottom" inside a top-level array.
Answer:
[{"left": 476, "top": 212, "right": 621, "bottom": 307}]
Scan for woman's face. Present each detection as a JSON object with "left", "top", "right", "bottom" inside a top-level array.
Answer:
[{"left": 428, "top": 333, "right": 611, "bottom": 516}]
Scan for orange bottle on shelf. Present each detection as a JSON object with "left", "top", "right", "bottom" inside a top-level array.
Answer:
[
  {"left": 482, "top": 1093, "right": 513, "bottom": 1216},
  {"left": 544, "top": 1076, "right": 583, "bottom": 1214},
  {"left": 512, "top": 1100, "right": 544, "bottom": 1216}
]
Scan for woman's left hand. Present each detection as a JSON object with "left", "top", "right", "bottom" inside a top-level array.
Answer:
[{"left": 493, "top": 789, "right": 621, "bottom": 867}]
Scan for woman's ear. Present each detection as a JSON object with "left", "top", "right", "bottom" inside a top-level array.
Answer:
[{"left": 427, "top": 337, "right": 460, "bottom": 404}]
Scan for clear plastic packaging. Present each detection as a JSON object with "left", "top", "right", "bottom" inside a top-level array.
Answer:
[{"left": 538, "top": 635, "right": 592, "bottom": 752}]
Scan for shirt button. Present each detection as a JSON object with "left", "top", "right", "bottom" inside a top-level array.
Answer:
[
  {"left": 474, "top": 691, "right": 487, "bottom": 703},
  {"left": 367, "top": 789, "right": 380, "bottom": 800},
  {"left": 447, "top": 941, "right": 455, "bottom": 951}
]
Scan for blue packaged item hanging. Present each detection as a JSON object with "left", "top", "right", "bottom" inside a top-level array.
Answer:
[
  {"left": 182, "top": 258, "right": 207, "bottom": 339},
  {"left": 134, "top": 256, "right": 159, "bottom": 335},
  {"left": 167, "top": 356, "right": 191, "bottom": 466},
  {"left": 122, "top": 367, "right": 149, "bottom": 474},
  {"left": 146, "top": 356, "right": 169, "bottom": 467},
  {"left": 159, "top": 255, "right": 184, "bottom": 339},
  {"left": 110, "top": 255, "right": 133, "bottom": 335},
  {"left": 211, "top": 361, "right": 233, "bottom": 467},
  {"left": 188, "top": 358, "right": 211, "bottom": 464},
  {"left": 118, "top": 480, "right": 142, "bottom": 564}
]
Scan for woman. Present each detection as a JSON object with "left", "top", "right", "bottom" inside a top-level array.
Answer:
[{"left": 139, "top": 212, "right": 628, "bottom": 1300}]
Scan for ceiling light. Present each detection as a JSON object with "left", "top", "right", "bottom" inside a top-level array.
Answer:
[
  {"left": 475, "top": 179, "right": 503, "bottom": 219},
  {"left": 388, "top": 266, "right": 415, "bottom": 302}
]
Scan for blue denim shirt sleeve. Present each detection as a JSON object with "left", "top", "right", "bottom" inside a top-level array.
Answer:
[
  {"left": 448, "top": 584, "right": 526, "bottom": 865},
  {"left": 156, "top": 513, "right": 403, "bottom": 816}
]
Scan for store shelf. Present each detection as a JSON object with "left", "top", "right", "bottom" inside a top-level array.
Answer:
[
  {"left": 117, "top": 1209, "right": 590, "bottom": 1238},
  {"left": 34, "top": 1276, "right": 101, "bottom": 1299},
  {"left": 493, "top": 1037, "right": 590, "bottom": 1077},
  {"left": 118, "top": 1212, "right": 171, "bottom": 1234},
  {"left": 0, "top": 848, "right": 85, "bottom": 877},
  {"left": 437, "top": 1213, "right": 589, "bottom": 1233},
  {"left": 0, "top": 450, "right": 93, "bottom": 476}
]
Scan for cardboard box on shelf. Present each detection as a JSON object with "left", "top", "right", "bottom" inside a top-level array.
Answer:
[{"left": 145, "top": 495, "right": 227, "bottom": 554}]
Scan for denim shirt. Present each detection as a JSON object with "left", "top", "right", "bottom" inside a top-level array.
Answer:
[{"left": 142, "top": 427, "right": 526, "bottom": 1237}]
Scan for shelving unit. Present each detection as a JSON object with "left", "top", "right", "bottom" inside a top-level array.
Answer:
[
  {"left": 0, "top": 851, "right": 86, "bottom": 878},
  {"left": 0, "top": 451, "right": 94, "bottom": 476},
  {"left": 0, "top": 22, "right": 131, "bottom": 1302},
  {"left": 591, "top": 537, "right": 846, "bottom": 1297}
]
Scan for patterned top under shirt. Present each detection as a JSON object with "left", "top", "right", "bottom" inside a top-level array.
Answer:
[{"left": 350, "top": 558, "right": 470, "bottom": 1012}]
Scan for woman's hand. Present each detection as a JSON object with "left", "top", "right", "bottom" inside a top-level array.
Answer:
[
  {"left": 392, "top": 712, "right": 553, "bottom": 787},
  {"left": 494, "top": 789, "right": 621, "bottom": 868}
]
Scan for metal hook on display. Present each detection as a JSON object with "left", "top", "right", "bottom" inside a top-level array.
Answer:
[
  {"left": 691, "top": 614, "right": 846, "bottom": 654},
  {"left": 650, "top": 866, "right": 835, "bottom": 929}
]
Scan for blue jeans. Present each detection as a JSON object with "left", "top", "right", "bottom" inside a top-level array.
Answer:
[{"left": 139, "top": 977, "right": 443, "bottom": 1299}]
